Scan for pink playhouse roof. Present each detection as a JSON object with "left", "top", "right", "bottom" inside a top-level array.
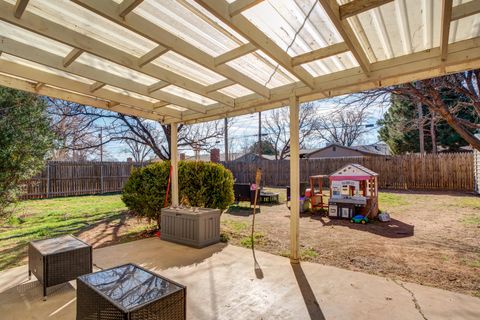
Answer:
[{"left": 329, "top": 163, "right": 378, "bottom": 181}]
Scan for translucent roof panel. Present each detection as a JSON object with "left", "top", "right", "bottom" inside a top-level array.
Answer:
[
  {"left": 75, "top": 53, "right": 159, "bottom": 86},
  {"left": 0, "top": 54, "right": 95, "bottom": 84},
  {"left": 450, "top": 13, "right": 480, "bottom": 43},
  {"left": 218, "top": 84, "right": 254, "bottom": 98},
  {"left": 152, "top": 51, "right": 226, "bottom": 86},
  {"left": 0, "top": 20, "right": 72, "bottom": 56},
  {"left": 103, "top": 85, "right": 159, "bottom": 104},
  {"left": 134, "top": 0, "right": 248, "bottom": 57},
  {"left": 25, "top": 0, "right": 157, "bottom": 57},
  {"left": 161, "top": 85, "right": 217, "bottom": 105},
  {"left": 164, "top": 105, "right": 188, "bottom": 112},
  {"left": 241, "top": 0, "right": 344, "bottom": 56},
  {"left": 302, "top": 52, "right": 359, "bottom": 77},
  {"left": 227, "top": 51, "right": 298, "bottom": 89}
]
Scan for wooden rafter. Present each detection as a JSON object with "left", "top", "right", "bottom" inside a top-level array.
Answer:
[
  {"left": 147, "top": 81, "right": 169, "bottom": 93},
  {"left": 138, "top": 45, "right": 169, "bottom": 67},
  {"left": 89, "top": 81, "right": 106, "bottom": 92},
  {"left": 291, "top": 42, "right": 349, "bottom": 66},
  {"left": 318, "top": 0, "right": 371, "bottom": 73},
  {"left": 229, "top": 0, "right": 264, "bottom": 17},
  {"left": 339, "top": 0, "right": 394, "bottom": 20},
  {"left": 0, "top": 1, "right": 234, "bottom": 108},
  {"left": 451, "top": 0, "right": 480, "bottom": 21},
  {"left": 63, "top": 48, "right": 84, "bottom": 67},
  {"left": 440, "top": 0, "right": 453, "bottom": 62},
  {"left": 214, "top": 43, "right": 256, "bottom": 66},
  {"left": 0, "top": 66, "right": 175, "bottom": 121},
  {"left": 0, "top": 61, "right": 181, "bottom": 118},
  {"left": 205, "top": 79, "right": 236, "bottom": 93},
  {"left": 117, "top": 0, "right": 144, "bottom": 18},
  {"left": 175, "top": 37, "right": 480, "bottom": 124},
  {"left": 194, "top": 0, "right": 316, "bottom": 89},
  {"left": 0, "top": 36, "right": 207, "bottom": 114},
  {"left": 14, "top": 0, "right": 29, "bottom": 18},
  {"left": 72, "top": 0, "right": 271, "bottom": 98}
]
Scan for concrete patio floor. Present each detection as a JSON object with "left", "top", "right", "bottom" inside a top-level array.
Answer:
[{"left": 0, "top": 238, "right": 479, "bottom": 320}]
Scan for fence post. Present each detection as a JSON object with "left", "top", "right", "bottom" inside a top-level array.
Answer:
[{"left": 46, "top": 163, "right": 50, "bottom": 198}]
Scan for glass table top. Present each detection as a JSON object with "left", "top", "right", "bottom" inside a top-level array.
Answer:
[
  {"left": 79, "top": 264, "right": 183, "bottom": 311},
  {"left": 30, "top": 235, "right": 89, "bottom": 255}
]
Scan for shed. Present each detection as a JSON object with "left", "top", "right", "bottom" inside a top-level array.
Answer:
[{"left": 328, "top": 164, "right": 379, "bottom": 219}]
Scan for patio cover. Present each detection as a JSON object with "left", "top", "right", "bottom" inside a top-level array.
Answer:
[{"left": 0, "top": 0, "right": 479, "bottom": 261}]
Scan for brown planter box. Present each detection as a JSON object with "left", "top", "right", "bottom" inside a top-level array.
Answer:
[{"left": 160, "top": 208, "right": 221, "bottom": 248}]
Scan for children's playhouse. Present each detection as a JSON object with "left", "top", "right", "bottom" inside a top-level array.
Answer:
[{"left": 328, "top": 164, "right": 379, "bottom": 219}]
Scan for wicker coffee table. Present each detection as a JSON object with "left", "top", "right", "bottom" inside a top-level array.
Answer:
[
  {"left": 77, "top": 263, "right": 186, "bottom": 320},
  {"left": 28, "top": 234, "right": 92, "bottom": 300}
]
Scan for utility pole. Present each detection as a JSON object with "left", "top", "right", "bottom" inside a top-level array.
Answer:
[
  {"left": 257, "top": 112, "right": 262, "bottom": 159},
  {"left": 98, "top": 127, "right": 103, "bottom": 162},
  {"left": 224, "top": 118, "right": 229, "bottom": 162},
  {"left": 415, "top": 81, "right": 425, "bottom": 155}
]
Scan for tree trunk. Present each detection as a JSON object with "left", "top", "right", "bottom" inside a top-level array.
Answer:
[{"left": 416, "top": 82, "right": 425, "bottom": 154}]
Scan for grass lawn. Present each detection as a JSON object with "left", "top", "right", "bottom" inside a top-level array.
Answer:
[{"left": 0, "top": 195, "right": 155, "bottom": 271}]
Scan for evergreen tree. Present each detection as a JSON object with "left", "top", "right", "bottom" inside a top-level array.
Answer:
[{"left": 0, "top": 88, "right": 55, "bottom": 216}]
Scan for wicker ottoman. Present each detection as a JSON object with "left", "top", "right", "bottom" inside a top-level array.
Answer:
[
  {"left": 77, "top": 263, "right": 186, "bottom": 320},
  {"left": 28, "top": 235, "right": 92, "bottom": 300}
]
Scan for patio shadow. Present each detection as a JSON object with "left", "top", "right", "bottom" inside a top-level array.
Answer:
[{"left": 291, "top": 262, "right": 325, "bottom": 320}]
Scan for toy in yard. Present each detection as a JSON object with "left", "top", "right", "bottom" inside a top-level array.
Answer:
[
  {"left": 351, "top": 214, "right": 369, "bottom": 224},
  {"left": 328, "top": 164, "right": 379, "bottom": 220},
  {"left": 305, "top": 175, "right": 328, "bottom": 210}
]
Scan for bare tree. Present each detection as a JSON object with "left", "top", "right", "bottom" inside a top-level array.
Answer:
[
  {"left": 263, "top": 102, "right": 318, "bottom": 159},
  {"left": 350, "top": 70, "right": 480, "bottom": 151},
  {"left": 314, "top": 104, "right": 373, "bottom": 146},
  {"left": 46, "top": 100, "right": 224, "bottom": 160},
  {"left": 123, "top": 136, "right": 153, "bottom": 163}
]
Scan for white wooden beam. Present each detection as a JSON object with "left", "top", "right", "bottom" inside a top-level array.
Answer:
[
  {"left": 0, "top": 58, "right": 182, "bottom": 119},
  {"left": 171, "top": 123, "right": 179, "bottom": 206},
  {"left": 229, "top": 0, "right": 264, "bottom": 17},
  {"left": 117, "top": 0, "right": 144, "bottom": 18},
  {"left": 0, "top": 1, "right": 235, "bottom": 107},
  {"left": 451, "top": 0, "right": 480, "bottom": 21},
  {"left": 440, "top": 0, "right": 453, "bottom": 62},
  {"left": 63, "top": 48, "right": 84, "bottom": 67},
  {"left": 289, "top": 94, "right": 300, "bottom": 263},
  {"left": 318, "top": 0, "right": 371, "bottom": 73},
  {"left": 147, "top": 81, "right": 169, "bottom": 93},
  {"left": 14, "top": 0, "right": 29, "bottom": 18},
  {"left": 291, "top": 42, "right": 349, "bottom": 66},
  {"left": 0, "top": 36, "right": 200, "bottom": 115},
  {"left": 194, "top": 0, "right": 316, "bottom": 89},
  {"left": 0, "top": 73, "right": 171, "bottom": 121},
  {"left": 214, "top": 43, "right": 256, "bottom": 66},
  {"left": 205, "top": 79, "right": 236, "bottom": 93},
  {"left": 73, "top": 0, "right": 271, "bottom": 98},
  {"left": 138, "top": 45, "right": 169, "bottom": 67},
  {"left": 339, "top": 0, "right": 394, "bottom": 20}
]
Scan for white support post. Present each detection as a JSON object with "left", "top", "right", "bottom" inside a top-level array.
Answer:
[
  {"left": 171, "top": 123, "right": 179, "bottom": 206},
  {"left": 289, "top": 94, "right": 300, "bottom": 263}
]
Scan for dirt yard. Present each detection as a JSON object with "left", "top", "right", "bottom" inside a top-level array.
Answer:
[{"left": 221, "top": 190, "right": 480, "bottom": 297}]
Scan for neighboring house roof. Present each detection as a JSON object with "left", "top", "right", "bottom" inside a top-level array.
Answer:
[
  {"left": 232, "top": 152, "right": 276, "bottom": 162},
  {"left": 305, "top": 143, "right": 389, "bottom": 158}
]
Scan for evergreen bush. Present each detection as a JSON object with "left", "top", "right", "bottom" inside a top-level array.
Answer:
[{"left": 122, "top": 161, "right": 234, "bottom": 228}]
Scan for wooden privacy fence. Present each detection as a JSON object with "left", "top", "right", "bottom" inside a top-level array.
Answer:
[
  {"left": 223, "top": 153, "right": 475, "bottom": 192},
  {"left": 20, "top": 161, "right": 145, "bottom": 199}
]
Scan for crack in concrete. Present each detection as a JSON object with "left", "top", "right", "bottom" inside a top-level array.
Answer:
[{"left": 393, "top": 279, "right": 428, "bottom": 320}]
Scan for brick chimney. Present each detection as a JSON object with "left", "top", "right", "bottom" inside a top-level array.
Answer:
[
  {"left": 180, "top": 153, "right": 186, "bottom": 161},
  {"left": 210, "top": 148, "right": 220, "bottom": 163}
]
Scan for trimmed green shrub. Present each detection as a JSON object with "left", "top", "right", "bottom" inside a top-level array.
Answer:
[{"left": 122, "top": 161, "right": 234, "bottom": 228}]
